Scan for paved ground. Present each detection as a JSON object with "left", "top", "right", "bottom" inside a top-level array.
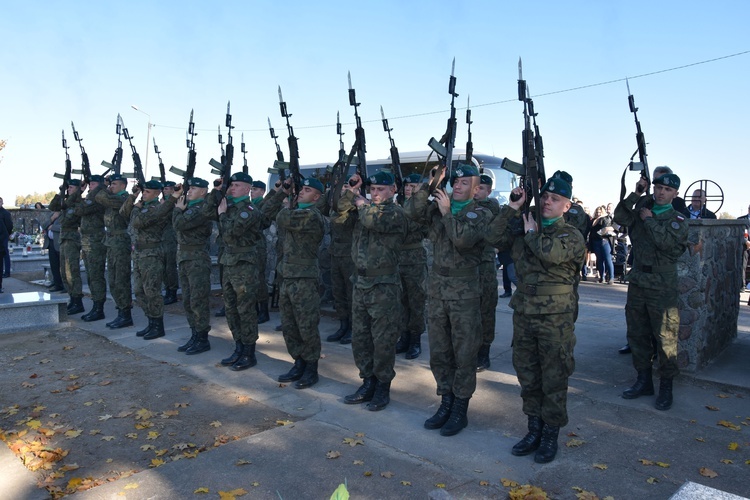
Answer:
[{"left": 1, "top": 275, "right": 749, "bottom": 499}]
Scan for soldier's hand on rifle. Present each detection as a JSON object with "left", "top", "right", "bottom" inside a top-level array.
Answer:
[
  {"left": 213, "top": 178, "right": 223, "bottom": 189},
  {"left": 171, "top": 184, "right": 183, "bottom": 198},
  {"left": 280, "top": 180, "right": 292, "bottom": 195},
  {"left": 348, "top": 174, "right": 363, "bottom": 192},
  {"left": 522, "top": 212, "right": 538, "bottom": 234},
  {"left": 635, "top": 177, "right": 649, "bottom": 194},
  {"left": 174, "top": 197, "right": 187, "bottom": 210},
  {"left": 508, "top": 186, "right": 526, "bottom": 211},
  {"left": 218, "top": 197, "right": 228, "bottom": 215},
  {"left": 132, "top": 185, "right": 141, "bottom": 196},
  {"left": 639, "top": 207, "right": 653, "bottom": 221},
  {"left": 434, "top": 188, "right": 451, "bottom": 216},
  {"left": 274, "top": 180, "right": 283, "bottom": 191}
]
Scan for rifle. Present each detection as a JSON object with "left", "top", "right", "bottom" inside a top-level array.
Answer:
[
  {"left": 121, "top": 119, "right": 147, "bottom": 188},
  {"left": 240, "top": 133, "right": 248, "bottom": 174},
  {"left": 326, "top": 112, "right": 347, "bottom": 210},
  {"left": 101, "top": 114, "right": 124, "bottom": 176},
  {"left": 208, "top": 102, "right": 234, "bottom": 195},
  {"left": 465, "top": 95, "right": 474, "bottom": 168},
  {"left": 54, "top": 130, "right": 72, "bottom": 199},
  {"left": 331, "top": 72, "right": 368, "bottom": 209},
  {"left": 152, "top": 138, "right": 166, "bottom": 183},
  {"left": 169, "top": 110, "right": 198, "bottom": 198},
  {"left": 525, "top": 86, "right": 546, "bottom": 187},
  {"left": 380, "top": 105, "right": 404, "bottom": 201},
  {"left": 278, "top": 86, "right": 303, "bottom": 198},
  {"left": 427, "top": 58, "right": 458, "bottom": 193},
  {"left": 621, "top": 78, "right": 650, "bottom": 200},
  {"left": 512, "top": 58, "right": 542, "bottom": 225},
  {"left": 266, "top": 117, "right": 288, "bottom": 183},
  {"left": 70, "top": 122, "right": 92, "bottom": 185}
]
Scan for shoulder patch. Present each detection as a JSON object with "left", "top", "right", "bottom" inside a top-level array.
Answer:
[
  {"left": 185, "top": 209, "right": 193, "bottom": 215},
  {"left": 675, "top": 215, "right": 685, "bottom": 221},
  {"left": 240, "top": 211, "right": 249, "bottom": 219},
  {"left": 558, "top": 233, "right": 570, "bottom": 238},
  {"left": 85, "top": 200, "right": 93, "bottom": 205},
  {"left": 140, "top": 208, "right": 149, "bottom": 213},
  {"left": 671, "top": 222, "right": 680, "bottom": 229},
  {"left": 466, "top": 212, "right": 478, "bottom": 219}
]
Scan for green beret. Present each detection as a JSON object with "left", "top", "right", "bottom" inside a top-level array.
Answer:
[
  {"left": 367, "top": 170, "right": 395, "bottom": 186},
  {"left": 301, "top": 177, "right": 324, "bottom": 193},
  {"left": 230, "top": 172, "right": 253, "bottom": 184},
  {"left": 89, "top": 175, "right": 105, "bottom": 183},
  {"left": 552, "top": 170, "right": 573, "bottom": 185},
  {"left": 541, "top": 177, "right": 572, "bottom": 199},
  {"left": 109, "top": 173, "right": 126, "bottom": 183},
  {"left": 187, "top": 177, "right": 209, "bottom": 188},
  {"left": 479, "top": 174, "right": 493, "bottom": 186},
  {"left": 404, "top": 173, "right": 422, "bottom": 184},
  {"left": 144, "top": 180, "right": 163, "bottom": 190},
  {"left": 653, "top": 173, "right": 680, "bottom": 189},
  {"left": 163, "top": 181, "right": 177, "bottom": 188},
  {"left": 68, "top": 179, "right": 82, "bottom": 187},
  {"left": 252, "top": 180, "right": 267, "bottom": 190},
  {"left": 451, "top": 163, "right": 479, "bottom": 179}
]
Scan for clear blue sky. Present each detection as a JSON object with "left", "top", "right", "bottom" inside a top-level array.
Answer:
[{"left": 1, "top": 0, "right": 748, "bottom": 214}]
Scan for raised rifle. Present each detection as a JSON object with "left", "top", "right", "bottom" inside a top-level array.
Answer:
[
  {"left": 621, "top": 78, "right": 650, "bottom": 200},
  {"left": 101, "top": 114, "right": 124, "bottom": 176},
  {"left": 121, "top": 119, "right": 147, "bottom": 188},
  {"left": 427, "top": 58, "right": 458, "bottom": 193},
  {"left": 278, "top": 86, "right": 303, "bottom": 199},
  {"left": 70, "top": 122, "right": 91, "bottom": 185},
  {"left": 152, "top": 138, "right": 166, "bottom": 183},
  {"left": 169, "top": 110, "right": 198, "bottom": 198},
  {"left": 465, "top": 95, "right": 474, "bottom": 168},
  {"left": 55, "top": 130, "right": 72, "bottom": 198},
  {"left": 267, "top": 117, "right": 288, "bottom": 183},
  {"left": 512, "top": 58, "right": 542, "bottom": 225},
  {"left": 208, "top": 102, "right": 234, "bottom": 195},
  {"left": 380, "top": 105, "right": 404, "bottom": 201},
  {"left": 240, "top": 133, "right": 248, "bottom": 175},
  {"left": 326, "top": 112, "right": 347, "bottom": 210},
  {"left": 331, "top": 72, "right": 368, "bottom": 208}
]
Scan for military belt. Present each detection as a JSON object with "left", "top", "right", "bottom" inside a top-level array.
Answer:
[
  {"left": 179, "top": 244, "right": 206, "bottom": 252},
  {"left": 637, "top": 264, "right": 675, "bottom": 274},
  {"left": 135, "top": 242, "right": 161, "bottom": 251},
  {"left": 518, "top": 283, "right": 573, "bottom": 296},
  {"left": 400, "top": 243, "right": 424, "bottom": 250},
  {"left": 434, "top": 266, "right": 478, "bottom": 278},
  {"left": 358, "top": 266, "right": 397, "bottom": 277},
  {"left": 285, "top": 257, "right": 318, "bottom": 266},
  {"left": 226, "top": 246, "right": 254, "bottom": 254}
]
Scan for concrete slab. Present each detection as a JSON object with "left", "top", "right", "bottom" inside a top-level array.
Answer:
[{"left": 0, "top": 290, "right": 68, "bottom": 334}]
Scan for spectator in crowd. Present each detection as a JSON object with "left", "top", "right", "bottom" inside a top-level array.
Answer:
[
  {"left": 590, "top": 205, "right": 616, "bottom": 284},
  {"left": 683, "top": 189, "right": 717, "bottom": 219}
]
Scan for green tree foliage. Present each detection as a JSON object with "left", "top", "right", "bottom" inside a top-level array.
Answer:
[{"left": 15, "top": 191, "right": 58, "bottom": 207}]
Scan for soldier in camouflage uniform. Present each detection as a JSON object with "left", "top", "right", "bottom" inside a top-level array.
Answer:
[
  {"left": 486, "top": 177, "right": 585, "bottom": 463},
  {"left": 172, "top": 178, "right": 215, "bottom": 355},
  {"left": 75, "top": 175, "right": 107, "bottom": 322},
  {"left": 322, "top": 176, "right": 357, "bottom": 345},
  {"left": 341, "top": 171, "right": 407, "bottom": 411},
  {"left": 121, "top": 180, "right": 176, "bottom": 340},
  {"left": 394, "top": 173, "right": 428, "bottom": 360},
  {"left": 404, "top": 164, "right": 489, "bottom": 435},
  {"left": 614, "top": 173, "right": 688, "bottom": 411},
  {"left": 474, "top": 174, "right": 500, "bottom": 371},
  {"left": 49, "top": 179, "right": 84, "bottom": 315},
  {"left": 97, "top": 174, "right": 133, "bottom": 329},
  {"left": 251, "top": 180, "right": 271, "bottom": 324},
  {"left": 264, "top": 178, "right": 326, "bottom": 389},
  {"left": 216, "top": 173, "right": 270, "bottom": 371},
  {"left": 161, "top": 181, "right": 179, "bottom": 305}
]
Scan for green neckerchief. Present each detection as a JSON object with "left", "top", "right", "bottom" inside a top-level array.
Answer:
[
  {"left": 187, "top": 199, "right": 203, "bottom": 207},
  {"left": 652, "top": 203, "right": 672, "bottom": 216},
  {"left": 450, "top": 199, "right": 472, "bottom": 215},
  {"left": 252, "top": 196, "right": 264, "bottom": 206},
  {"left": 227, "top": 195, "right": 249, "bottom": 204},
  {"left": 115, "top": 190, "right": 128, "bottom": 196},
  {"left": 297, "top": 202, "right": 314, "bottom": 209},
  {"left": 541, "top": 216, "right": 562, "bottom": 228},
  {"left": 143, "top": 199, "right": 160, "bottom": 207}
]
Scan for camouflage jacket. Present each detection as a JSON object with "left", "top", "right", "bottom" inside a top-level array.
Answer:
[
  {"left": 49, "top": 190, "right": 82, "bottom": 242},
  {"left": 172, "top": 198, "right": 215, "bottom": 262},
  {"left": 74, "top": 185, "right": 105, "bottom": 238},
  {"left": 95, "top": 189, "right": 131, "bottom": 248},
  {"left": 218, "top": 195, "right": 265, "bottom": 266},
  {"left": 161, "top": 197, "right": 177, "bottom": 247},
  {"left": 564, "top": 202, "right": 590, "bottom": 240},
  {"left": 404, "top": 187, "right": 489, "bottom": 300},
  {"left": 476, "top": 198, "right": 501, "bottom": 264},
  {"left": 487, "top": 206, "right": 586, "bottom": 315},
  {"left": 274, "top": 201, "right": 325, "bottom": 280},
  {"left": 124, "top": 196, "right": 176, "bottom": 256},
  {"left": 338, "top": 191, "right": 407, "bottom": 289},
  {"left": 614, "top": 191, "right": 688, "bottom": 290},
  {"left": 328, "top": 207, "right": 357, "bottom": 258}
]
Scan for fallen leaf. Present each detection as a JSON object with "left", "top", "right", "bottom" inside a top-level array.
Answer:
[
  {"left": 150, "top": 458, "right": 165, "bottom": 468},
  {"left": 705, "top": 405, "right": 720, "bottom": 411},
  {"left": 89, "top": 429, "right": 101, "bottom": 435},
  {"left": 135, "top": 421, "right": 154, "bottom": 429},
  {"left": 183, "top": 450, "right": 199, "bottom": 458},
  {"left": 101, "top": 436, "right": 115, "bottom": 441},
  {"left": 363, "top": 471, "right": 372, "bottom": 477},
  {"left": 720, "top": 459, "right": 733, "bottom": 464},
  {"left": 236, "top": 396, "right": 250, "bottom": 403},
  {"left": 639, "top": 459, "right": 655, "bottom": 466},
  {"left": 67, "top": 374, "right": 79, "bottom": 380},
  {"left": 343, "top": 437, "right": 364, "bottom": 447},
  {"left": 250, "top": 482, "right": 259, "bottom": 487},
  {"left": 146, "top": 431, "right": 160, "bottom": 440},
  {"left": 173, "top": 442, "right": 195, "bottom": 450},
  {"left": 50, "top": 413, "right": 60, "bottom": 418},
  {"left": 352, "top": 460, "right": 364, "bottom": 465},
  {"left": 13, "top": 356, "right": 25, "bottom": 360},
  {"left": 479, "top": 480, "right": 490, "bottom": 486},
  {"left": 717, "top": 420, "right": 741, "bottom": 431},
  {"left": 235, "top": 459, "right": 252, "bottom": 465},
  {"left": 67, "top": 477, "right": 82, "bottom": 489},
  {"left": 276, "top": 419, "right": 294, "bottom": 426},
  {"left": 355, "top": 432, "right": 365, "bottom": 438},
  {"left": 63, "top": 346, "right": 74, "bottom": 351},
  {"left": 210, "top": 421, "right": 222, "bottom": 428},
  {"left": 155, "top": 449, "right": 169, "bottom": 456},
  {"left": 194, "top": 487, "right": 209, "bottom": 494},
  {"left": 98, "top": 380, "right": 112, "bottom": 386},
  {"left": 400, "top": 481, "right": 411, "bottom": 486},
  {"left": 566, "top": 438, "right": 585, "bottom": 448},
  {"left": 64, "top": 429, "right": 82, "bottom": 438},
  {"left": 655, "top": 461, "right": 670, "bottom": 468},
  {"left": 716, "top": 393, "right": 730, "bottom": 398},
  {"left": 66, "top": 384, "right": 81, "bottom": 392},
  {"left": 135, "top": 408, "right": 155, "bottom": 420},
  {"left": 728, "top": 442, "right": 739, "bottom": 450},
  {"left": 106, "top": 458, "right": 113, "bottom": 463},
  {"left": 115, "top": 411, "right": 132, "bottom": 418},
  {"left": 174, "top": 402, "right": 190, "bottom": 408},
  {"left": 140, "top": 445, "right": 155, "bottom": 451},
  {"left": 501, "top": 478, "right": 520, "bottom": 487},
  {"left": 83, "top": 402, "right": 93, "bottom": 406},
  {"left": 59, "top": 463, "right": 80, "bottom": 471},
  {"left": 380, "top": 471, "right": 394, "bottom": 478},
  {"left": 125, "top": 433, "right": 138, "bottom": 439},
  {"left": 646, "top": 477, "right": 658, "bottom": 484},
  {"left": 99, "top": 414, "right": 112, "bottom": 421},
  {"left": 699, "top": 467, "right": 718, "bottom": 478},
  {"left": 326, "top": 450, "right": 341, "bottom": 459},
  {"left": 32, "top": 405, "right": 46, "bottom": 412},
  {"left": 509, "top": 484, "right": 548, "bottom": 499},
  {"left": 124, "top": 483, "right": 139, "bottom": 490},
  {"left": 26, "top": 420, "right": 42, "bottom": 429},
  {"left": 40, "top": 359, "right": 52, "bottom": 364},
  {"left": 435, "top": 483, "right": 446, "bottom": 489},
  {"left": 593, "top": 463, "right": 608, "bottom": 470},
  {"left": 218, "top": 488, "right": 248, "bottom": 499},
  {"left": 161, "top": 410, "right": 179, "bottom": 418},
  {"left": 695, "top": 437, "right": 706, "bottom": 442},
  {"left": 21, "top": 382, "right": 36, "bottom": 388}
]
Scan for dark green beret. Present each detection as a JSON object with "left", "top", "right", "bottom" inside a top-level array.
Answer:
[
  {"left": 109, "top": 173, "right": 126, "bottom": 183},
  {"left": 89, "top": 175, "right": 105, "bottom": 183},
  {"left": 653, "top": 173, "right": 680, "bottom": 189},
  {"left": 230, "top": 172, "right": 254, "bottom": 184},
  {"left": 367, "top": 170, "right": 395, "bottom": 186},
  {"left": 451, "top": 163, "right": 479, "bottom": 179},
  {"left": 552, "top": 170, "right": 573, "bottom": 185},
  {"left": 187, "top": 177, "right": 209, "bottom": 188},
  {"left": 68, "top": 179, "right": 82, "bottom": 187},
  {"left": 144, "top": 180, "right": 163, "bottom": 190},
  {"left": 163, "top": 181, "right": 177, "bottom": 188},
  {"left": 540, "top": 177, "right": 572, "bottom": 199},
  {"left": 301, "top": 177, "right": 324, "bottom": 193},
  {"left": 480, "top": 174, "right": 493, "bottom": 186},
  {"left": 252, "top": 180, "right": 267, "bottom": 190},
  {"left": 404, "top": 173, "right": 422, "bottom": 184}
]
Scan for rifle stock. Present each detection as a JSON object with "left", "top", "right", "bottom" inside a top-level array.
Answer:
[
  {"left": 428, "top": 58, "right": 458, "bottom": 194},
  {"left": 121, "top": 119, "right": 146, "bottom": 188},
  {"left": 57, "top": 130, "right": 72, "bottom": 198},
  {"left": 267, "top": 117, "right": 287, "bottom": 182},
  {"left": 278, "top": 86, "right": 303, "bottom": 204},
  {"left": 624, "top": 79, "right": 650, "bottom": 199},
  {"left": 514, "top": 58, "right": 542, "bottom": 225},
  {"left": 71, "top": 122, "right": 91, "bottom": 184},
  {"left": 380, "top": 105, "right": 404, "bottom": 201}
]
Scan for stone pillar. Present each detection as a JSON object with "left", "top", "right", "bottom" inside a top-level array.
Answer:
[{"left": 677, "top": 219, "right": 747, "bottom": 372}]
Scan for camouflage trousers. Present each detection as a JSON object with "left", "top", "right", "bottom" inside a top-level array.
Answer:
[
  {"left": 133, "top": 251, "right": 164, "bottom": 318},
  {"left": 331, "top": 254, "right": 354, "bottom": 320},
  {"left": 428, "top": 297, "right": 482, "bottom": 399},
  {"left": 351, "top": 283, "right": 402, "bottom": 383},
  {"left": 60, "top": 239, "right": 83, "bottom": 298},
  {"left": 256, "top": 246, "right": 269, "bottom": 302},
  {"left": 82, "top": 236, "right": 107, "bottom": 302},
  {"left": 107, "top": 242, "right": 132, "bottom": 310},
  {"left": 479, "top": 261, "right": 499, "bottom": 346},
  {"left": 163, "top": 243, "right": 179, "bottom": 292},
  {"left": 512, "top": 311, "right": 576, "bottom": 427},
  {"left": 625, "top": 283, "right": 680, "bottom": 378},
  {"left": 179, "top": 257, "right": 211, "bottom": 333},
  {"left": 222, "top": 261, "right": 259, "bottom": 345},
  {"left": 279, "top": 278, "right": 321, "bottom": 362},
  {"left": 399, "top": 263, "right": 427, "bottom": 337}
]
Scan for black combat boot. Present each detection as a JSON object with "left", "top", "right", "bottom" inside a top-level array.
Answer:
[
  {"left": 476, "top": 344, "right": 491, "bottom": 372},
  {"left": 424, "top": 393, "right": 455, "bottom": 429},
  {"left": 82, "top": 301, "right": 105, "bottom": 322},
  {"left": 394, "top": 334, "right": 409, "bottom": 354},
  {"left": 109, "top": 308, "right": 133, "bottom": 329},
  {"left": 67, "top": 296, "right": 85, "bottom": 315},
  {"left": 339, "top": 324, "right": 352, "bottom": 345},
  {"left": 327, "top": 318, "right": 350, "bottom": 342},
  {"left": 257, "top": 300, "right": 270, "bottom": 325},
  {"left": 177, "top": 329, "right": 197, "bottom": 352},
  {"left": 106, "top": 309, "right": 121, "bottom": 328},
  {"left": 278, "top": 358, "right": 307, "bottom": 382},
  {"left": 405, "top": 333, "right": 422, "bottom": 360},
  {"left": 221, "top": 341, "right": 244, "bottom": 366},
  {"left": 215, "top": 306, "right": 226, "bottom": 317},
  {"left": 143, "top": 317, "right": 165, "bottom": 340},
  {"left": 654, "top": 377, "right": 673, "bottom": 411},
  {"left": 230, "top": 343, "right": 257, "bottom": 371},
  {"left": 511, "top": 415, "right": 543, "bottom": 456},
  {"left": 622, "top": 369, "right": 655, "bottom": 399},
  {"left": 186, "top": 331, "right": 211, "bottom": 355},
  {"left": 163, "top": 289, "right": 178, "bottom": 305},
  {"left": 344, "top": 376, "right": 377, "bottom": 404},
  {"left": 534, "top": 423, "right": 560, "bottom": 463},
  {"left": 295, "top": 360, "right": 319, "bottom": 389},
  {"left": 136, "top": 318, "right": 155, "bottom": 337},
  {"left": 367, "top": 380, "right": 391, "bottom": 411},
  {"left": 440, "top": 397, "right": 470, "bottom": 436}
]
